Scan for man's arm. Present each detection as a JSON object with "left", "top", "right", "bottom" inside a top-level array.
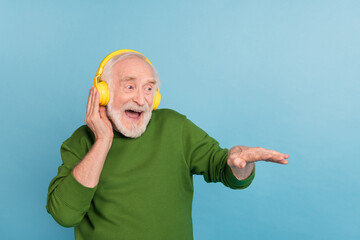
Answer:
[
  {"left": 46, "top": 88, "right": 113, "bottom": 227},
  {"left": 72, "top": 87, "right": 113, "bottom": 188},
  {"left": 227, "top": 146, "right": 289, "bottom": 180},
  {"left": 181, "top": 117, "right": 253, "bottom": 189}
]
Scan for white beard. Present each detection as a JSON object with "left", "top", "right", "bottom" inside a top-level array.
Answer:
[{"left": 107, "top": 101, "right": 152, "bottom": 138}]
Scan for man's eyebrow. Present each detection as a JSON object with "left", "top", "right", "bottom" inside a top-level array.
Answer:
[
  {"left": 120, "top": 76, "right": 136, "bottom": 82},
  {"left": 146, "top": 79, "right": 157, "bottom": 85}
]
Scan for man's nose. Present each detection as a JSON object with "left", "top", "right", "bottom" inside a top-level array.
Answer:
[{"left": 133, "top": 89, "right": 145, "bottom": 106}]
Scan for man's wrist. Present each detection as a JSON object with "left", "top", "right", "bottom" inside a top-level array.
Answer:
[{"left": 94, "top": 138, "right": 113, "bottom": 152}]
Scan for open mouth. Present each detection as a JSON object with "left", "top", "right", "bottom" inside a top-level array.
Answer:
[{"left": 125, "top": 110, "right": 143, "bottom": 119}]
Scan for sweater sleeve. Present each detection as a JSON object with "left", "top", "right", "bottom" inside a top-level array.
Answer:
[
  {"left": 182, "top": 118, "right": 255, "bottom": 189},
  {"left": 46, "top": 126, "right": 97, "bottom": 227}
]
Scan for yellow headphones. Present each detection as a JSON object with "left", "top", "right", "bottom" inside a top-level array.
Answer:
[{"left": 93, "top": 49, "right": 161, "bottom": 110}]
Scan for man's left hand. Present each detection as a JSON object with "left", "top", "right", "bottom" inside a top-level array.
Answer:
[{"left": 228, "top": 146, "right": 289, "bottom": 169}]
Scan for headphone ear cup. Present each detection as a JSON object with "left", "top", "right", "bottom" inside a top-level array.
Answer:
[
  {"left": 95, "top": 81, "right": 110, "bottom": 106},
  {"left": 152, "top": 90, "right": 161, "bottom": 110}
]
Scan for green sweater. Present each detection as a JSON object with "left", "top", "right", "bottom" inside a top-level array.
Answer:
[{"left": 46, "top": 109, "right": 255, "bottom": 240}]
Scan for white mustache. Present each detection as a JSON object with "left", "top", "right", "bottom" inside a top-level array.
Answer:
[{"left": 121, "top": 102, "right": 150, "bottom": 112}]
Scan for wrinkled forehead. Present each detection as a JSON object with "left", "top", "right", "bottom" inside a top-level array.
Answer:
[
  {"left": 112, "top": 56, "right": 157, "bottom": 81},
  {"left": 119, "top": 75, "right": 157, "bottom": 85}
]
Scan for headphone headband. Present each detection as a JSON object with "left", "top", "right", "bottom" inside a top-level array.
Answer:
[{"left": 96, "top": 49, "right": 152, "bottom": 78}]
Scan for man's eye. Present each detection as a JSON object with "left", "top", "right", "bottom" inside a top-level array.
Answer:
[
  {"left": 125, "top": 85, "right": 133, "bottom": 89},
  {"left": 145, "top": 87, "right": 152, "bottom": 91}
]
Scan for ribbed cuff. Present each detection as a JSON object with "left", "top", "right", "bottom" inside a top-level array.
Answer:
[
  {"left": 225, "top": 164, "right": 255, "bottom": 189},
  {"left": 56, "top": 172, "right": 97, "bottom": 211}
]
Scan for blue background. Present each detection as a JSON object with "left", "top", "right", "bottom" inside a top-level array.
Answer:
[{"left": 1, "top": 0, "right": 359, "bottom": 239}]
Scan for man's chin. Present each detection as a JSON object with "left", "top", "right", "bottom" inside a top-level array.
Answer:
[
  {"left": 109, "top": 111, "right": 152, "bottom": 138},
  {"left": 115, "top": 124, "right": 146, "bottom": 138}
]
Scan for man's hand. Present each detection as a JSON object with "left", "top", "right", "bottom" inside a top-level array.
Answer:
[
  {"left": 85, "top": 87, "right": 113, "bottom": 146},
  {"left": 72, "top": 88, "right": 114, "bottom": 188},
  {"left": 228, "top": 146, "right": 289, "bottom": 168},
  {"left": 227, "top": 146, "right": 289, "bottom": 180}
]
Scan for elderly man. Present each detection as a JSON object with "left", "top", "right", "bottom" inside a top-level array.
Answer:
[{"left": 46, "top": 50, "right": 289, "bottom": 240}]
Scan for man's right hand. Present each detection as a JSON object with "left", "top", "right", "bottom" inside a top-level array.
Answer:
[
  {"left": 72, "top": 88, "right": 114, "bottom": 188},
  {"left": 50, "top": 86, "right": 116, "bottom": 225},
  {"left": 85, "top": 87, "right": 114, "bottom": 147}
]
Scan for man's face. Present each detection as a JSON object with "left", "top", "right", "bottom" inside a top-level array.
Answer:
[{"left": 106, "top": 56, "right": 157, "bottom": 138}]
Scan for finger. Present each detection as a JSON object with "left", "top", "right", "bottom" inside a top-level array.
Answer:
[
  {"left": 86, "top": 88, "right": 94, "bottom": 115},
  {"left": 268, "top": 149, "right": 289, "bottom": 159},
  {"left": 239, "top": 159, "right": 246, "bottom": 168},
  {"left": 261, "top": 153, "right": 273, "bottom": 160},
  {"left": 99, "top": 106, "right": 109, "bottom": 120},
  {"left": 241, "top": 152, "right": 262, "bottom": 163},
  {"left": 234, "top": 158, "right": 246, "bottom": 168},
  {"left": 264, "top": 154, "right": 289, "bottom": 163},
  {"left": 89, "top": 87, "right": 96, "bottom": 117},
  {"left": 269, "top": 159, "right": 288, "bottom": 164},
  {"left": 258, "top": 153, "right": 279, "bottom": 161},
  {"left": 278, "top": 152, "right": 289, "bottom": 159},
  {"left": 272, "top": 155, "right": 287, "bottom": 161},
  {"left": 100, "top": 106, "right": 112, "bottom": 129},
  {"left": 90, "top": 87, "right": 99, "bottom": 117},
  {"left": 240, "top": 148, "right": 289, "bottom": 163},
  {"left": 93, "top": 88, "right": 100, "bottom": 114}
]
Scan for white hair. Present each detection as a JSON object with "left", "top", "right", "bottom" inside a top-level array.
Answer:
[{"left": 101, "top": 52, "right": 160, "bottom": 94}]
